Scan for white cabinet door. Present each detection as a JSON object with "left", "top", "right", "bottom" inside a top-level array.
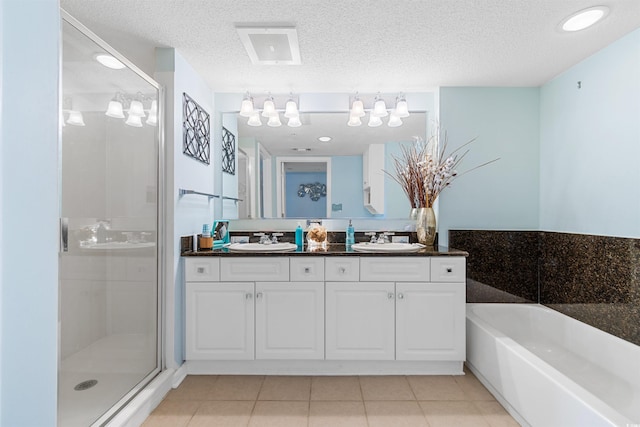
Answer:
[
  {"left": 255, "top": 282, "right": 324, "bottom": 360},
  {"left": 325, "top": 282, "right": 395, "bottom": 360},
  {"left": 185, "top": 282, "right": 254, "bottom": 360},
  {"left": 396, "top": 282, "right": 465, "bottom": 361}
]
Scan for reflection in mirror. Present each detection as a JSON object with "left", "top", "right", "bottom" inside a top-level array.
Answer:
[
  {"left": 235, "top": 111, "right": 428, "bottom": 219},
  {"left": 276, "top": 157, "right": 331, "bottom": 218}
]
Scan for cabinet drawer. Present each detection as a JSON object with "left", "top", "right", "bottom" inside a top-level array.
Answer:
[
  {"left": 360, "top": 257, "right": 429, "bottom": 282},
  {"left": 290, "top": 258, "right": 325, "bottom": 281},
  {"left": 430, "top": 257, "right": 466, "bottom": 282},
  {"left": 325, "top": 258, "right": 359, "bottom": 281},
  {"left": 220, "top": 257, "right": 289, "bottom": 281},
  {"left": 185, "top": 258, "right": 220, "bottom": 282}
]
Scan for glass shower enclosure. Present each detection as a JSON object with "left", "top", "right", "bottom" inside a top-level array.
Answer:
[{"left": 58, "top": 13, "right": 162, "bottom": 426}]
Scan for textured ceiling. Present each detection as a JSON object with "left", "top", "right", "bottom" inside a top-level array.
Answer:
[{"left": 61, "top": 0, "right": 640, "bottom": 93}]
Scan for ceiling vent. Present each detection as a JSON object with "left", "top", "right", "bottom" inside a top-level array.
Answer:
[{"left": 236, "top": 25, "right": 301, "bottom": 65}]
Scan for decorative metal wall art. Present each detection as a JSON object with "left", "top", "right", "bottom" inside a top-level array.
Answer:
[
  {"left": 182, "top": 93, "right": 210, "bottom": 164},
  {"left": 221, "top": 127, "right": 236, "bottom": 175},
  {"left": 297, "top": 182, "right": 327, "bottom": 201}
]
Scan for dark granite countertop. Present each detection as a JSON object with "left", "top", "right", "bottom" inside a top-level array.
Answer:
[{"left": 182, "top": 244, "right": 467, "bottom": 257}]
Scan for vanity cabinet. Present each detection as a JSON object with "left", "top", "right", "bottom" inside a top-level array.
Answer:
[
  {"left": 184, "top": 255, "right": 466, "bottom": 374},
  {"left": 185, "top": 281, "right": 254, "bottom": 360},
  {"left": 395, "top": 282, "right": 465, "bottom": 360},
  {"left": 255, "top": 282, "right": 324, "bottom": 360},
  {"left": 325, "top": 282, "right": 396, "bottom": 360}
]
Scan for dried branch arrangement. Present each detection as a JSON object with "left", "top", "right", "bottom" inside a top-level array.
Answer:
[{"left": 385, "top": 127, "right": 499, "bottom": 208}]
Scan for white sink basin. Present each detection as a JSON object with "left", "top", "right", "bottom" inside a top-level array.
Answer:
[
  {"left": 228, "top": 242, "right": 297, "bottom": 252},
  {"left": 351, "top": 242, "right": 425, "bottom": 253}
]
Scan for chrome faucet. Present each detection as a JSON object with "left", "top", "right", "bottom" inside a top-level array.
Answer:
[
  {"left": 254, "top": 232, "right": 270, "bottom": 244},
  {"left": 271, "top": 232, "right": 283, "bottom": 243},
  {"left": 374, "top": 232, "right": 395, "bottom": 244}
]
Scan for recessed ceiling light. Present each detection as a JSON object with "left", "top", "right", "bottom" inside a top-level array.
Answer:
[
  {"left": 95, "top": 54, "right": 125, "bottom": 70},
  {"left": 317, "top": 136, "right": 332, "bottom": 142},
  {"left": 292, "top": 148, "right": 311, "bottom": 152},
  {"left": 560, "top": 6, "right": 609, "bottom": 32}
]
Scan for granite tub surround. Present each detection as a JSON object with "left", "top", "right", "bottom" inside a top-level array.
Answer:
[
  {"left": 450, "top": 229, "right": 640, "bottom": 347},
  {"left": 449, "top": 230, "right": 539, "bottom": 303},
  {"left": 540, "top": 232, "right": 640, "bottom": 347}
]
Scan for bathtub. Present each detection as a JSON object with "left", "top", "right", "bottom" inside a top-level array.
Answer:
[{"left": 466, "top": 303, "right": 640, "bottom": 427}]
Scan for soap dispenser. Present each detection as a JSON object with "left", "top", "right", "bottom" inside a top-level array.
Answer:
[
  {"left": 295, "top": 222, "right": 304, "bottom": 248},
  {"left": 346, "top": 219, "right": 355, "bottom": 246}
]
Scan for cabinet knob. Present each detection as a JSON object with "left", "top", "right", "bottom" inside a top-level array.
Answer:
[
  {"left": 397, "top": 293, "right": 404, "bottom": 299},
  {"left": 339, "top": 267, "right": 346, "bottom": 274},
  {"left": 446, "top": 267, "right": 453, "bottom": 273},
  {"left": 387, "top": 292, "right": 395, "bottom": 300},
  {"left": 245, "top": 293, "right": 253, "bottom": 300},
  {"left": 304, "top": 267, "right": 311, "bottom": 273},
  {"left": 197, "top": 267, "right": 205, "bottom": 274},
  {"left": 256, "top": 292, "right": 263, "bottom": 299}
]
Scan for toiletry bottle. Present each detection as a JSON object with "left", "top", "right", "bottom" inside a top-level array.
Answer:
[
  {"left": 346, "top": 219, "right": 355, "bottom": 246},
  {"left": 295, "top": 222, "right": 304, "bottom": 248}
]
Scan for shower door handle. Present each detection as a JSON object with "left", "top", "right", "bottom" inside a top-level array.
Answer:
[{"left": 60, "top": 217, "right": 69, "bottom": 252}]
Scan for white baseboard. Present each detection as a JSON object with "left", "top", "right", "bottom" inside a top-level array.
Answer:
[{"left": 186, "top": 360, "right": 464, "bottom": 376}]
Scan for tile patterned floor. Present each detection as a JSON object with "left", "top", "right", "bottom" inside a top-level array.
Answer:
[{"left": 142, "top": 368, "right": 520, "bottom": 427}]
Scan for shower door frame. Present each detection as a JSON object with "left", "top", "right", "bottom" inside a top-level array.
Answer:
[{"left": 60, "top": 10, "right": 165, "bottom": 426}]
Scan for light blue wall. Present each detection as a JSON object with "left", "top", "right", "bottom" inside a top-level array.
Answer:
[
  {"left": 539, "top": 28, "right": 640, "bottom": 238},
  {"left": 330, "top": 156, "right": 374, "bottom": 218},
  {"left": 285, "top": 172, "right": 327, "bottom": 218},
  {"left": 156, "top": 48, "right": 215, "bottom": 367},
  {"left": 1, "top": 1, "right": 60, "bottom": 425},
  {"left": 385, "top": 142, "right": 414, "bottom": 218},
  {"left": 438, "top": 87, "right": 540, "bottom": 247}
]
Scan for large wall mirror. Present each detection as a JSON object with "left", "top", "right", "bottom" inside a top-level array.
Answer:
[{"left": 222, "top": 92, "right": 433, "bottom": 220}]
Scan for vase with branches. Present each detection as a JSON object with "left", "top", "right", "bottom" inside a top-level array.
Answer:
[{"left": 385, "top": 127, "right": 498, "bottom": 245}]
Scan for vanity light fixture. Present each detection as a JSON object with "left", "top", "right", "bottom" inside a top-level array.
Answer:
[
  {"left": 239, "top": 92, "right": 254, "bottom": 117},
  {"left": 105, "top": 98, "right": 125, "bottom": 119},
  {"left": 146, "top": 100, "right": 158, "bottom": 126},
  {"left": 350, "top": 94, "right": 366, "bottom": 118},
  {"left": 372, "top": 93, "right": 389, "bottom": 118},
  {"left": 348, "top": 92, "right": 409, "bottom": 127},
  {"left": 317, "top": 136, "right": 332, "bottom": 142},
  {"left": 66, "top": 110, "right": 86, "bottom": 126},
  {"left": 247, "top": 111, "right": 262, "bottom": 126},
  {"left": 63, "top": 98, "right": 85, "bottom": 126},
  {"left": 262, "top": 95, "right": 276, "bottom": 117},
  {"left": 104, "top": 92, "right": 157, "bottom": 127},
  {"left": 395, "top": 93, "right": 410, "bottom": 118},
  {"left": 560, "top": 6, "right": 609, "bottom": 32},
  {"left": 240, "top": 92, "right": 301, "bottom": 127},
  {"left": 368, "top": 113, "right": 383, "bottom": 127},
  {"left": 267, "top": 112, "right": 282, "bottom": 127},
  {"left": 94, "top": 53, "right": 125, "bottom": 70},
  {"left": 128, "top": 99, "right": 146, "bottom": 118},
  {"left": 125, "top": 113, "right": 143, "bottom": 127},
  {"left": 287, "top": 115, "right": 302, "bottom": 127},
  {"left": 347, "top": 113, "right": 362, "bottom": 127},
  {"left": 284, "top": 97, "right": 299, "bottom": 118},
  {"left": 387, "top": 111, "right": 403, "bottom": 127}
]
